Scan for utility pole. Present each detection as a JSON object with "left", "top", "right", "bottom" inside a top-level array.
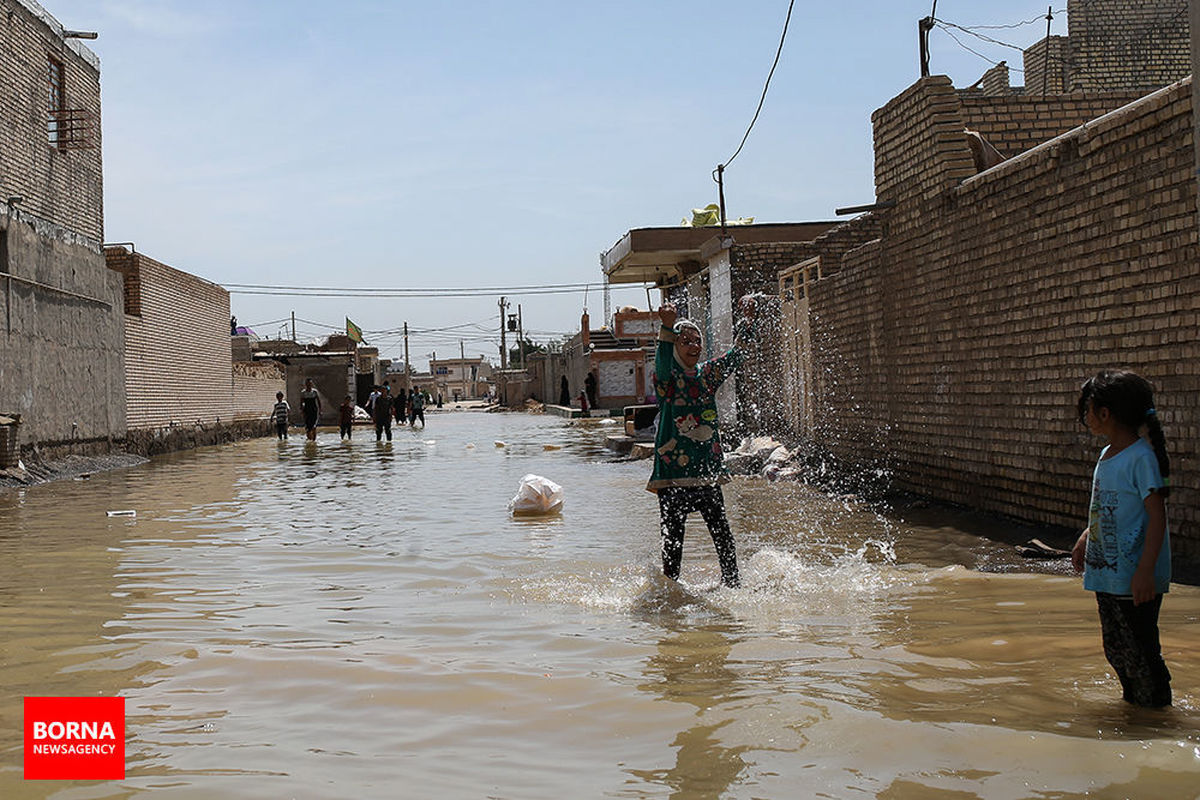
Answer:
[
  {"left": 460, "top": 339, "right": 466, "bottom": 400},
  {"left": 403, "top": 321, "right": 410, "bottom": 390},
  {"left": 498, "top": 296, "right": 508, "bottom": 369},
  {"left": 517, "top": 303, "right": 524, "bottom": 370},
  {"left": 291, "top": 310, "right": 296, "bottom": 341}
]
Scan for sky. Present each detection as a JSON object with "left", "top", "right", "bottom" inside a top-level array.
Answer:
[{"left": 42, "top": 0, "right": 1072, "bottom": 369}]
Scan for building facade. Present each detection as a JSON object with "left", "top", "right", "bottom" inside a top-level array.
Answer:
[{"left": 0, "top": 0, "right": 123, "bottom": 452}]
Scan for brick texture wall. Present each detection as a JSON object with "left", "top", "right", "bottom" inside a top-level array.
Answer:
[
  {"left": 232, "top": 360, "right": 286, "bottom": 420},
  {"left": 105, "top": 248, "right": 234, "bottom": 430},
  {"left": 1067, "top": 0, "right": 1189, "bottom": 93},
  {"left": 959, "top": 91, "right": 1149, "bottom": 159},
  {"left": 785, "top": 76, "right": 1200, "bottom": 558},
  {"left": 0, "top": 0, "right": 103, "bottom": 240}
]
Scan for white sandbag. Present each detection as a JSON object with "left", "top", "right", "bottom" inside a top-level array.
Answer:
[{"left": 508, "top": 473, "right": 564, "bottom": 516}]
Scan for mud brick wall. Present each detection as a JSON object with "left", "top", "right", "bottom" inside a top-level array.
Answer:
[
  {"left": 232, "top": 361, "right": 286, "bottom": 420},
  {"left": 797, "top": 76, "right": 1200, "bottom": 559},
  {"left": 0, "top": 0, "right": 103, "bottom": 240},
  {"left": 105, "top": 249, "right": 234, "bottom": 430},
  {"left": 1067, "top": 0, "right": 1189, "bottom": 93}
]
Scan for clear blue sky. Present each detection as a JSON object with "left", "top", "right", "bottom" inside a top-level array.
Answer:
[{"left": 45, "top": 0, "right": 1068, "bottom": 367}]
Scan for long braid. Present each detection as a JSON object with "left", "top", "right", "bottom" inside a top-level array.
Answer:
[{"left": 1144, "top": 413, "right": 1171, "bottom": 498}]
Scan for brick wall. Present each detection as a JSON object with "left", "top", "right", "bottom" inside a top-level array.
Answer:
[
  {"left": 786, "top": 76, "right": 1200, "bottom": 559},
  {"left": 104, "top": 248, "right": 234, "bottom": 430},
  {"left": 959, "top": 91, "right": 1149, "bottom": 159},
  {"left": 232, "top": 360, "right": 285, "bottom": 420},
  {"left": 1067, "top": 0, "right": 1189, "bottom": 93},
  {"left": 1023, "top": 36, "right": 1070, "bottom": 96},
  {"left": 0, "top": 0, "right": 103, "bottom": 240}
]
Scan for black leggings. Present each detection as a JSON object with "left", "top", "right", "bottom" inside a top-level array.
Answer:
[
  {"left": 1096, "top": 592, "right": 1171, "bottom": 707},
  {"left": 658, "top": 485, "right": 740, "bottom": 588}
]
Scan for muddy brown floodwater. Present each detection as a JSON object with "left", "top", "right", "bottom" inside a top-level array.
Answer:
[{"left": 1, "top": 412, "right": 1198, "bottom": 799}]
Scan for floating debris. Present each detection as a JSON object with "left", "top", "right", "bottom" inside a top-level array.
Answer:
[{"left": 508, "top": 474, "right": 563, "bottom": 516}]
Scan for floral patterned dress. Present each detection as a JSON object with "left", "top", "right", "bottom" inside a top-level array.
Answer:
[{"left": 646, "top": 326, "right": 745, "bottom": 493}]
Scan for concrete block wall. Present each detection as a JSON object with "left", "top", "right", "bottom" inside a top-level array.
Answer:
[
  {"left": 232, "top": 361, "right": 285, "bottom": 420},
  {"left": 104, "top": 248, "right": 234, "bottom": 430},
  {"left": 0, "top": 0, "right": 103, "bottom": 240},
  {"left": 795, "top": 76, "right": 1200, "bottom": 558}
]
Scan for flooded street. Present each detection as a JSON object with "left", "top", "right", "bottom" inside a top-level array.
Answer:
[{"left": 2, "top": 412, "right": 1199, "bottom": 799}]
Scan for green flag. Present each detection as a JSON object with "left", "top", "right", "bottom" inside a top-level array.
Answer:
[{"left": 346, "top": 317, "right": 364, "bottom": 344}]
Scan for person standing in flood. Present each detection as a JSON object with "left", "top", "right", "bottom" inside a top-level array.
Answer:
[
  {"left": 374, "top": 384, "right": 394, "bottom": 442},
  {"left": 338, "top": 395, "right": 355, "bottom": 440},
  {"left": 409, "top": 388, "right": 425, "bottom": 427},
  {"left": 394, "top": 385, "right": 407, "bottom": 427},
  {"left": 300, "top": 378, "right": 321, "bottom": 441},
  {"left": 647, "top": 299, "right": 756, "bottom": 588},
  {"left": 272, "top": 391, "right": 290, "bottom": 440},
  {"left": 1072, "top": 369, "right": 1173, "bottom": 707}
]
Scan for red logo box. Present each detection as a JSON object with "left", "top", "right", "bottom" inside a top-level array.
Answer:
[{"left": 24, "top": 697, "right": 125, "bottom": 780}]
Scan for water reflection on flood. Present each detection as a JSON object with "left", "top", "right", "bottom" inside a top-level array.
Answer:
[{"left": 0, "top": 412, "right": 1198, "bottom": 799}]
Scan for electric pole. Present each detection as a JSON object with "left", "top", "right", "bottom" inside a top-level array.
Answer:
[
  {"left": 498, "top": 296, "right": 509, "bottom": 369},
  {"left": 517, "top": 303, "right": 524, "bottom": 370},
  {"left": 403, "top": 322, "right": 410, "bottom": 390}
]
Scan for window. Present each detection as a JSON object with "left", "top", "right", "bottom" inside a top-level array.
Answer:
[{"left": 47, "top": 55, "right": 64, "bottom": 146}]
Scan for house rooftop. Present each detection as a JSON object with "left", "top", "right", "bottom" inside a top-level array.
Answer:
[{"left": 602, "top": 222, "right": 839, "bottom": 285}]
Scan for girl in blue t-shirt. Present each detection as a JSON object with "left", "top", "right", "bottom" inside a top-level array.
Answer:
[{"left": 1071, "top": 369, "right": 1172, "bottom": 707}]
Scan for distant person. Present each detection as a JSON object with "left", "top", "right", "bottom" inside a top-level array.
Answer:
[
  {"left": 436, "top": 392, "right": 443, "bottom": 408},
  {"left": 409, "top": 388, "right": 425, "bottom": 427},
  {"left": 585, "top": 371, "right": 597, "bottom": 410},
  {"left": 647, "top": 299, "right": 757, "bottom": 589},
  {"left": 366, "top": 384, "right": 381, "bottom": 416},
  {"left": 1072, "top": 370, "right": 1173, "bottom": 707},
  {"left": 271, "top": 391, "right": 290, "bottom": 440},
  {"left": 394, "top": 386, "right": 407, "bottom": 426},
  {"left": 374, "top": 385, "right": 393, "bottom": 441},
  {"left": 300, "top": 378, "right": 321, "bottom": 441},
  {"left": 559, "top": 376, "right": 570, "bottom": 406},
  {"left": 338, "top": 395, "right": 355, "bottom": 440},
  {"left": 577, "top": 390, "right": 588, "bottom": 415}
]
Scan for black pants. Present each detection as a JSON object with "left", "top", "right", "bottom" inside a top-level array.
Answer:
[
  {"left": 1096, "top": 592, "right": 1171, "bottom": 707},
  {"left": 339, "top": 423, "right": 352, "bottom": 439},
  {"left": 375, "top": 418, "right": 392, "bottom": 441},
  {"left": 658, "top": 485, "right": 740, "bottom": 588},
  {"left": 410, "top": 409, "right": 424, "bottom": 426},
  {"left": 275, "top": 422, "right": 287, "bottom": 440}
]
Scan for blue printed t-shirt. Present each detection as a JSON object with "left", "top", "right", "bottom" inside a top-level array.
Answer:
[{"left": 1082, "top": 438, "right": 1170, "bottom": 596}]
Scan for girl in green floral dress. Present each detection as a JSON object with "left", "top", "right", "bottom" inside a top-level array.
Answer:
[{"left": 648, "top": 300, "right": 755, "bottom": 587}]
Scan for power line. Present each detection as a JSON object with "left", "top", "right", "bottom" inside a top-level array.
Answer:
[{"left": 720, "top": 0, "right": 796, "bottom": 171}]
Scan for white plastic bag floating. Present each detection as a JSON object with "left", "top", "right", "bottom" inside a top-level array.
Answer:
[{"left": 508, "top": 473, "right": 564, "bottom": 516}]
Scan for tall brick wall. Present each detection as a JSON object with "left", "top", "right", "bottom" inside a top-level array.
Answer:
[
  {"left": 1023, "top": 37, "right": 1070, "bottom": 97},
  {"left": 105, "top": 248, "right": 234, "bottom": 430},
  {"left": 789, "top": 77, "right": 1200, "bottom": 558},
  {"left": 1067, "top": 0, "right": 1189, "bottom": 93},
  {"left": 232, "top": 361, "right": 285, "bottom": 420},
  {"left": 0, "top": 0, "right": 103, "bottom": 240}
]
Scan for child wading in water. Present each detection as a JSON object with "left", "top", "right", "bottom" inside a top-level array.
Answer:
[
  {"left": 1072, "top": 369, "right": 1172, "bottom": 707},
  {"left": 648, "top": 299, "right": 756, "bottom": 588}
]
